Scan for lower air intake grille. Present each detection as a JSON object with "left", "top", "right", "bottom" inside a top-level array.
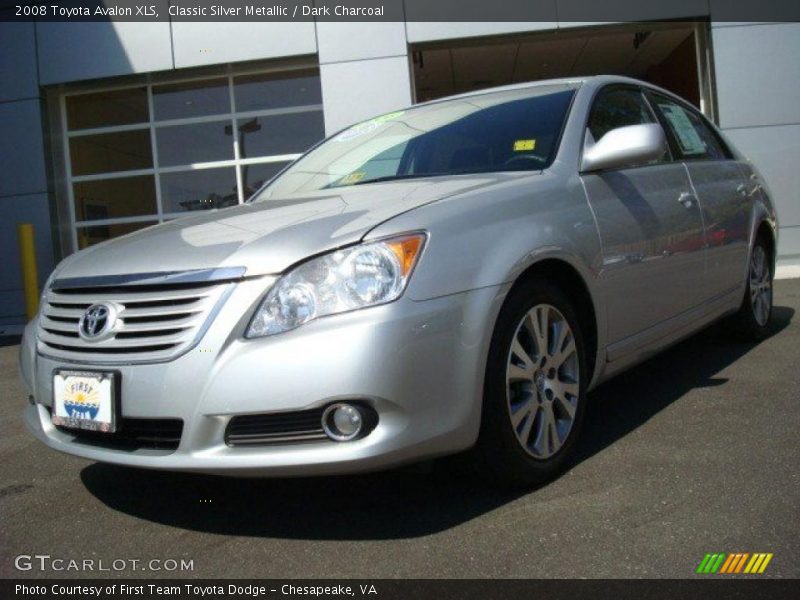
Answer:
[
  {"left": 54, "top": 415, "right": 183, "bottom": 451},
  {"left": 226, "top": 408, "right": 328, "bottom": 446}
]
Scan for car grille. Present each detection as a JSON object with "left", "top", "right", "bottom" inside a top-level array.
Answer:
[
  {"left": 225, "top": 408, "right": 329, "bottom": 446},
  {"left": 37, "top": 268, "right": 243, "bottom": 364},
  {"left": 53, "top": 413, "right": 183, "bottom": 451}
]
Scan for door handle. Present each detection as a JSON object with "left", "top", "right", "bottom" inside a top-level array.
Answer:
[{"left": 677, "top": 192, "right": 696, "bottom": 208}]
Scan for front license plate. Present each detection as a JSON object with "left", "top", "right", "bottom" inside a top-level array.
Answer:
[{"left": 52, "top": 371, "right": 117, "bottom": 433}]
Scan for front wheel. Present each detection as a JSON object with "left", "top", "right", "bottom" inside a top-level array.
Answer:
[
  {"left": 473, "top": 280, "right": 588, "bottom": 488},
  {"left": 731, "top": 237, "right": 773, "bottom": 341}
]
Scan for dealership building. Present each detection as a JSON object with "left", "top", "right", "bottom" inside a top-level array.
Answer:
[{"left": 1, "top": 4, "right": 798, "bottom": 334}]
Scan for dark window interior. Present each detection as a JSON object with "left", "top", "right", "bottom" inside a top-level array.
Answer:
[
  {"left": 588, "top": 87, "right": 656, "bottom": 141},
  {"left": 412, "top": 24, "right": 702, "bottom": 110},
  {"left": 383, "top": 90, "right": 574, "bottom": 178}
]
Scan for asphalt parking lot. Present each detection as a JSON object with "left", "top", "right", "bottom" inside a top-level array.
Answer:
[{"left": 1, "top": 280, "right": 798, "bottom": 579}]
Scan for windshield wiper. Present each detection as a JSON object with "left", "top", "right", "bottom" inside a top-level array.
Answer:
[{"left": 349, "top": 173, "right": 447, "bottom": 186}]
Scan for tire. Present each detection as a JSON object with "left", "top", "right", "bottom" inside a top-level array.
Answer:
[
  {"left": 730, "top": 236, "right": 773, "bottom": 341},
  {"left": 473, "top": 279, "right": 588, "bottom": 488}
]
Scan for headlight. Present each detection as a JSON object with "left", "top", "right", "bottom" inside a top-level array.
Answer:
[{"left": 246, "top": 232, "right": 426, "bottom": 337}]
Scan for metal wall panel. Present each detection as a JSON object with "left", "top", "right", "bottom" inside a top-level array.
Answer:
[
  {"left": 317, "top": 21, "right": 407, "bottom": 64},
  {"left": 725, "top": 125, "right": 800, "bottom": 258},
  {"left": 0, "top": 99, "right": 47, "bottom": 197},
  {"left": 319, "top": 55, "right": 413, "bottom": 135},
  {"left": 171, "top": 22, "right": 317, "bottom": 69},
  {"left": 0, "top": 19, "right": 38, "bottom": 102},
  {"left": 712, "top": 23, "right": 800, "bottom": 129},
  {"left": 37, "top": 21, "right": 173, "bottom": 85}
]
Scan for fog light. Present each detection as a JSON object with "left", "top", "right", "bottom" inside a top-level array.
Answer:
[{"left": 322, "top": 403, "right": 363, "bottom": 442}]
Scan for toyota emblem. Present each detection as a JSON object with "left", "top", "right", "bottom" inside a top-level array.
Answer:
[{"left": 78, "top": 303, "right": 117, "bottom": 341}]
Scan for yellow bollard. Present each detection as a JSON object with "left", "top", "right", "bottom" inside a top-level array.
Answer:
[{"left": 17, "top": 223, "right": 40, "bottom": 320}]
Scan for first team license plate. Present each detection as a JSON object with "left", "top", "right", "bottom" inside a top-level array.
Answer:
[{"left": 52, "top": 371, "right": 117, "bottom": 433}]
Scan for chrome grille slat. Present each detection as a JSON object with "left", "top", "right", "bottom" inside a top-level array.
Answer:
[
  {"left": 40, "top": 315, "right": 79, "bottom": 329},
  {"left": 45, "top": 341, "right": 178, "bottom": 355},
  {"left": 39, "top": 328, "right": 193, "bottom": 348},
  {"left": 123, "top": 298, "right": 203, "bottom": 308},
  {"left": 42, "top": 328, "right": 80, "bottom": 338},
  {"left": 46, "top": 286, "right": 214, "bottom": 307},
  {"left": 38, "top": 271, "right": 241, "bottom": 364},
  {"left": 44, "top": 315, "right": 79, "bottom": 323},
  {"left": 42, "top": 306, "right": 88, "bottom": 319},
  {"left": 123, "top": 312, "right": 197, "bottom": 324},
  {"left": 119, "top": 304, "right": 207, "bottom": 319},
  {"left": 48, "top": 301, "right": 91, "bottom": 308},
  {"left": 116, "top": 327, "right": 188, "bottom": 339},
  {"left": 117, "top": 315, "right": 202, "bottom": 332}
]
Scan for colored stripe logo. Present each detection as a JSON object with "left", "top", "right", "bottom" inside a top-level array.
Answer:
[{"left": 696, "top": 552, "right": 773, "bottom": 574}]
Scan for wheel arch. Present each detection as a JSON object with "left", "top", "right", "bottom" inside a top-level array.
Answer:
[
  {"left": 755, "top": 219, "right": 777, "bottom": 269},
  {"left": 507, "top": 257, "right": 599, "bottom": 385}
]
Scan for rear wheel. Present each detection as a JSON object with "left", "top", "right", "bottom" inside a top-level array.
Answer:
[
  {"left": 474, "top": 280, "right": 588, "bottom": 487},
  {"left": 731, "top": 237, "right": 773, "bottom": 341}
]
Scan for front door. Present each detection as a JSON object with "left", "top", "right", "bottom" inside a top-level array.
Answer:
[{"left": 581, "top": 86, "right": 707, "bottom": 347}]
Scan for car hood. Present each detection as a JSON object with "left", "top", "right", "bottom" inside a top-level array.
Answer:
[{"left": 56, "top": 174, "right": 521, "bottom": 279}]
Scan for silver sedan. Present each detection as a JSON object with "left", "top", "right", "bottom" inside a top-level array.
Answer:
[{"left": 20, "top": 76, "right": 777, "bottom": 486}]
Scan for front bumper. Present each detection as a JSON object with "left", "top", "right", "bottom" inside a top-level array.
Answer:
[{"left": 21, "top": 281, "right": 505, "bottom": 476}]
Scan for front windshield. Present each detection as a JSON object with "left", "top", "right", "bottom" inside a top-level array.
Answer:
[{"left": 251, "top": 83, "right": 577, "bottom": 201}]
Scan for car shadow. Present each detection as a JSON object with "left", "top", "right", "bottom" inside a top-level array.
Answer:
[
  {"left": 80, "top": 306, "right": 794, "bottom": 540},
  {"left": 573, "top": 305, "right": 793, "bottom": 465}
]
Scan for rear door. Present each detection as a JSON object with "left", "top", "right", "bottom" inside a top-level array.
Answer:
[
  {"left": 645, "top": 91, "right": 751, "bottom": 300},
  {"left": 581, "top": 85, "right": 707, "bottom": 346}
]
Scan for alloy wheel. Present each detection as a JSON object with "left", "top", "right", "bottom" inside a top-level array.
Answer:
[
  {"left": 750, "top": 245, "right": 772, "bottom": 326},
  {"left": 506, "top": 304, "right": 580, "bottom": 459}
]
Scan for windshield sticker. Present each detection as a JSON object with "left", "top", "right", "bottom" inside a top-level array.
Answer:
[
  {"left": 373, "top": 110, "right": 405, "bottom": 124},
  {"left": 513, "top": 139, "right": 536, "bottom": 152},
  {"left": 337, "top": 171, "right": 367, "bottom": 186},
  {"left": 335, "top": 111, "right": 406, "bottom": 142}
]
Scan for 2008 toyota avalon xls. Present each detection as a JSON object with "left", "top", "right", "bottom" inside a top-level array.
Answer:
[{"left": 20, "top": 76, "right": 776, "bottom": 486}]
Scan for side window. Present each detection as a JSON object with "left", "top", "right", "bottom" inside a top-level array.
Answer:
[
  {"left": 587, "top": 87, "right": 656, "bottom": 142},
  {"left": 647, "top": 93, "right": 729, "bottom": 160}
]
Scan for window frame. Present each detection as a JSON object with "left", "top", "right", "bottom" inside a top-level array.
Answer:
[{"left": 56, "top": 64, "right": 325, "bottom": 252}]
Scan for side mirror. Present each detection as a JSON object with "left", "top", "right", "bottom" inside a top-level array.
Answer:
[{"left": 581, "top": 123, "right": 667, "bottom": 172}]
